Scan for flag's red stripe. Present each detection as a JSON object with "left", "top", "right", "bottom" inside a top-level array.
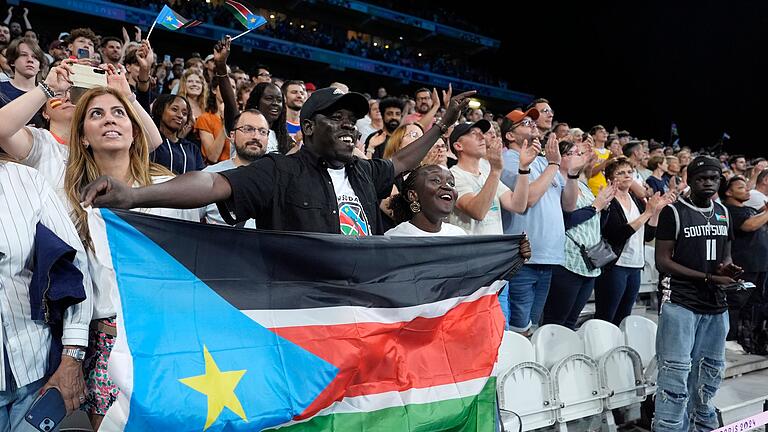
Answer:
[
  {"left": 269, "top": 294, "right": 505, "bottom": 419},
  {"left": 225, "top": 0, "right": 252, "bottom": 17}
]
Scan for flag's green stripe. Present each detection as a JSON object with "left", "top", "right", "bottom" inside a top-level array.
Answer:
[
  {"left": 224, "top": 3, "right": 249, "bottom": 28},
  {"left": 274, "top": 378, "right": 497, "bottom": 432},
  {"left": 160, "top": 21, "right": 182, "bottom": 30}
]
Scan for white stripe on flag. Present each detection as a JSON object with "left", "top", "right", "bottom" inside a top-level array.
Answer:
[
  {"left": 272, "top": 376, "right": 491, "bottom": 430},
  {"left": 243, "top": 280, "right": 506, "bottom": 328}
]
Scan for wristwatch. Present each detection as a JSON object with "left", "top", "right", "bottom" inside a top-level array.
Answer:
[{"left": 62, "top": 347, "right": 86, "bottom": 362}]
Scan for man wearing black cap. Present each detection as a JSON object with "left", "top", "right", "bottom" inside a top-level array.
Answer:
[
  {"left": 80, "top": 87, "right": 473, "bottom": 235},
  {"left": 447, "top": 120, "right": 539, "bottom": 235},
  {"left": 654, "top": 156, "right": 743, "bottom": 432}
]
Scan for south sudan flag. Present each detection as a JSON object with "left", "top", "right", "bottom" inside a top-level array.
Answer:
[{"left": 93, "top": 209, "right": 524, "bottom": 431}]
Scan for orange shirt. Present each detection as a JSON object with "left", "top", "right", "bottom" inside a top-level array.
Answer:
[{"left": 194, "top": 113, "right": 231, "bottom": 164}]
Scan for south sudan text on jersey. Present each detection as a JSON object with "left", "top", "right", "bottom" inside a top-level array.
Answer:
[{"left": 683, "top": 224, "right": 729, "bottom": 238}]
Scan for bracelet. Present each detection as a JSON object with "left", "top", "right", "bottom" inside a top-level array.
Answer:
[
  {"left": 567, "top": 172, "right": 580, "bottom": 179},
  {"left": 127, "top": 93, "right": 137, "bottom": 103},
  {"left": 38, "top": 82, "right": 55, "bottom": 99},
  {"left": 704, "top": 273, "right": 711, "bottom": 284},
  {"left": 215, "top": 72, "right": 229, "bottom": 78},
  {"left": 136, "top": 77, "right": 150, "bottom": 84},
  {"left": 518, "top": 168, "right": 531, "bottom": 175},
  {"left": 548, "top": 162, "right": 560, "bottom": 167},
  {"left": 435, "top": 121, "right": 449, "bottom": 134}
]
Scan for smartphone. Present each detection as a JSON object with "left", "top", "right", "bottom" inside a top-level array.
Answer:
[
  {"left": 70, "top": 64, "right": 108, "bottom": 89},
  {"left": 76, "top": 48, "right": 90, "bottom": 59},
  {"left": 25, "top": 388, "right": 66, "bottom": 432},
  {"left": 163, "top": 54, "right": 171, "bottom": 64}
]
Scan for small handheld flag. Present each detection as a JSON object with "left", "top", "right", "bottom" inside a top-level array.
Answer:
[
  {"left": 146, "top": 5, "right": 202, "bottom": 41},
  {"left": 224, "top": 0, "right": 267, "bottom": 40}
]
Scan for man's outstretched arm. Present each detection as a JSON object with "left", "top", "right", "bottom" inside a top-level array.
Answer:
[{"left": 81, "top": 171, "right": 233, "bottom": 210}]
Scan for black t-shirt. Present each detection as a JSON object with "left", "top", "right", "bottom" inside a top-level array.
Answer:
[
  {"left": 656, "top": 199, "right": 733, "bottom": 314},
  {"left": 725, "top": 204, "right": 768, "bottom": 272},
  {"left": 216, "top": 147, "right": 395, "bottom": 234}
]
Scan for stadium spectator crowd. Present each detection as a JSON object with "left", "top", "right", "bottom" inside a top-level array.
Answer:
[
  {"left": 0, "top": 5, "right": 767, "bottom": 432},
  {"left": 101, "top": 0, "right": 506, "bottom": 86}
]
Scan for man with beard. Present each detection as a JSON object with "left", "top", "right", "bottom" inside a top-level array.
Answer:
[
  {"left": 404, "top": 88, "right": 435, "bottom": 127},
  {"left": 365, "top": 96, "right": 404, "bottom": 159},
  {"left": 99, "top": 37, "right": 122, "bottom": 68},
  {"left": 80, "top": 87, "right": 474, "bottom": 235},
  {"left": 720, "top": 175, "right": 768, "bottom": 353},
  {"left": 202, "top": 109, "right": 270, "bottom": 228},
  {"left": 0, "top": 24, "right": 9, "bottom": 45},
  {"left": 654, "top": 156, "right": 742, "bottom": 432},
  {"left": 282, "top": 80, "right": 306, "bottom": 141}
]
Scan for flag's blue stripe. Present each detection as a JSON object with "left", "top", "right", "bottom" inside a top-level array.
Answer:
[{"left": 101, "top": 209, "right": 338, "bottom": 431}]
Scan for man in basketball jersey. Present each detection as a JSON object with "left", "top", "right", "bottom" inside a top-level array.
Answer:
[{"left": 653, "top": 156, "right": 743, "bottom": 432}]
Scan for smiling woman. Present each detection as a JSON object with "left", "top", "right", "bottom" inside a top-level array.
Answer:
[{"left": 386, "top": 164, "right": 467, "bottom": 236}]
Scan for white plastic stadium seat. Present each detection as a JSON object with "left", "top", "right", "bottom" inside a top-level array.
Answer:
[
  {"left": 532, "top": 325, "right": 604, "bottom": 430},
  {"left": 498, "top": 331, "right": 557, "bottom": 431},
  {"left": 620, "top": 315, "right": 657, "bottom": 370},
  {"left": 621, "top": 315, "right": 658, "bottom": 393},
  {"left": 580, "top": 320, "right": 646, "bottom": 410}
]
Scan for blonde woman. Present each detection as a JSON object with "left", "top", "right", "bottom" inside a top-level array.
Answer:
[
  {"left": 177, "top": 68, "right": 207, "bottom": 121},
  {"left": 383, "top": 122, "right": 424, "bottom": 160},
  {"left": 65, "top": 87, "right": 199, "bottom": 429}
]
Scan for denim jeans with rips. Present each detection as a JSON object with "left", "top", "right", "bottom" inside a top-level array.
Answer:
[{"left": 653, "top": 302, "right": 728, "bottom": 432}]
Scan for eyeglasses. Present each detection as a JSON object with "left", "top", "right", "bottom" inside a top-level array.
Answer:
[
  {"left": 515, "top": 119, "right": 537, "bottom": 129},
  {"left": 540, "top": 107, "right": 554, "bottom": 116},
  {"left": 257, "top": 72, "right": 272, "bottom": 78},
  {"left": 235, "top": 125, "right": 270, "bottom": 137},
  {"left": 565, "top": 150, "right": 583, "bottom": 157}
]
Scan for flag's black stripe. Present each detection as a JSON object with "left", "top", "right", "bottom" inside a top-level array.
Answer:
[{"left": 112, "top": 210, "right": 524, "bottom": 310}]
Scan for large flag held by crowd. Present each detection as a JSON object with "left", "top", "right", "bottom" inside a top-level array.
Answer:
[{"left": 92, "top": 209, "right": 524, "bottom": 431}]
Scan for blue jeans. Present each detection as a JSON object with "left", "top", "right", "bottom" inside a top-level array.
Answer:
[
  {"left": 542, "top": 266, "right": 596, "bottom": 330},
  {"left": 594, "top": 265, "right": 641, "bottom": 325},
  {"left": 653, "top": 303, "right": 728, "bottom": 432},
  {"left": 0, "top": 378, "right": 46, "bottom": 432},
  {"left": 500, "top": 264, "right": 553, "bottom": 332}
]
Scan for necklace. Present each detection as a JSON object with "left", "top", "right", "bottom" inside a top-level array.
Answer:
[{"left": 685, "top": 197, "right": 715, "bottom": 224}]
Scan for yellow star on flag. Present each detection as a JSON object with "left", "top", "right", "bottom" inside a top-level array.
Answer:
[
  {"left": 250, "top": 17, "right": 256, "bottom": 22},
  {"left": 166, "top": 16, "right": 173, "bottom": 21},
  {"left": 179, "top": 345, "right": 248, "bottom": 430}
]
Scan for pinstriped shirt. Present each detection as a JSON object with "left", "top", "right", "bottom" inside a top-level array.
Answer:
[{"left": 0, "top": 162, "right": 92, "bottom": 390}]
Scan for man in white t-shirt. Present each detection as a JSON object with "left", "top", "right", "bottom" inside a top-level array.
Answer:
[
  {"left": 745, "top": 169, "right": 768, "bottom": 211},
  {"left": 449, "top": 120, "right": 534, "bottom": 235},
  {"left": 203, "top": 109, "right": 269, "bottom": 227}
]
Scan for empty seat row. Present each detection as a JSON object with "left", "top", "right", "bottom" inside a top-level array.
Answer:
[{"left": 496, "top": 316, "right": 658, "bottom": 432}]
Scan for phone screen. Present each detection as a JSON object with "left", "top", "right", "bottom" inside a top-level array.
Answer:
[
  {"left": 163, "top": 54, "right": 171, "bottom": 63},
  {"left": 77, "top": 48, "right": 90, "bottom": 59}
]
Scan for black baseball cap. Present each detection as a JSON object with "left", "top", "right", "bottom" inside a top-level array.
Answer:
[
  {"left": 449, "top": 120, "right": 491, "bottom": 145},
  {"left": 299, "top": 87, "right": 369, "bottom": 123}
]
